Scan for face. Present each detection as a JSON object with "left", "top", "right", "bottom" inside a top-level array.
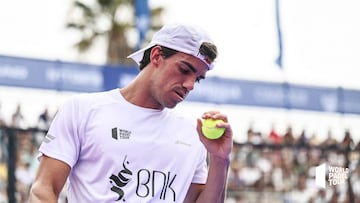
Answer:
[{"left": 150, "top": 48, "right": 208, "bottom": 109}]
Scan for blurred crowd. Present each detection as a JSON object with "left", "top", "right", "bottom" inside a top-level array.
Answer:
[
  {"left": 226, "top": 126, "right": 360, "bottom": 203},
  {"left": 0, "top": 103, "right": 53, "bottom": 203},
  {"left": 0, "top": 103, "right": 360, "bottom": 203}
]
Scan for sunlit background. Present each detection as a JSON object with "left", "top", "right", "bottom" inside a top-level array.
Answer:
[{"left": 0, "top": 0, "right": 360, "bottom": 202}]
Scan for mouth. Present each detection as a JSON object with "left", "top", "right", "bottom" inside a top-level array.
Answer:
[{"left": 174, "top": 90, "right": 186, "bottom": 101}]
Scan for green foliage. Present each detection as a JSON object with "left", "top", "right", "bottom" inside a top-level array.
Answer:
[{"left": 66, "top": 0, "right": 163, "bottom": 65}]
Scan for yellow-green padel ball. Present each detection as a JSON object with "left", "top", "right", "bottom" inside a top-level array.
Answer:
[{"left": 201, "top": 119, "right": 225, "bottom": 139}]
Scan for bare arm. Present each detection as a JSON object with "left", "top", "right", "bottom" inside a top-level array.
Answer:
[
  {"left": 184, "top": 111, "right": 233, "bottom": 203},
  {"left": 29, "top": 155, "right": 71, "bottom": 203},
  {"left": 184, "top": 156, "right": 230, "bottom": 203},
  {"left": 199, "top": 155, "right": 230, "bottom": 202}
]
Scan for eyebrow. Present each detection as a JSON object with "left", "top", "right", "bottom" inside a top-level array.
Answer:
[{"left": 181, "top": 61, "right": 196, "bottom": 73}]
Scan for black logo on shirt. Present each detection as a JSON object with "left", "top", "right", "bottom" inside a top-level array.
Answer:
[
  {"left": 112, "top": 127, "right": 131, "bottom": 140},
  {"left": 109, "top": 155, "right": 132, "bottom": 201},
  {"left": 109, "top": 155, "right": 177, "bottom": 202}
]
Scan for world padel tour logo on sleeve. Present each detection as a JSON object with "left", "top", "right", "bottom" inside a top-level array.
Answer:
[{"left": 315, "top": 163, "right": 350, "bottom": 188}]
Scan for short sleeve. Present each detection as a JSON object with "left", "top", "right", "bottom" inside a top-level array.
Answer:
[
  {"left": 191, "top": 147, "right": 208, "bottom": 184},
  {"left": 38, "top": 96, "right": 82, "bottom": 168}
]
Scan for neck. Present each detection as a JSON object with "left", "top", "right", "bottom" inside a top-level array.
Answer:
[{"left": 119, "top": 73, "right": 164, "bottom": 110}]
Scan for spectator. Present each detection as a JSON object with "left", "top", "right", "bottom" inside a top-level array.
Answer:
[
  {"left": 352, "top": 167, "right": 360, "bottom": 202},
  {"left": 11, "top": 103, "right": 26, "bottom": 128},
  {"left": 0, "top": 102, "right": 6, "bottom": 127},
  {"left": 283, "top": 126, "right": 295, "bottom": 145},
  {"left": 283, "top": 173, "right": 316, "bottom": 203},
  {"left": 0, "top": 161, "right": 7, "bottom": 186},
  {"left": 308, "top": 133, "right": 321, "bottom": 146},
  {"left": 312, "top": 189, "right": 327, "bottom": 203},
  {"left": 296, "top": 129, "right": 308, "bottom": 146},
  {"left": 225, "top": 193, "right": 245, "bottom": 203},
  {"left": 0, "top": 103, "right": 8, "bottom": 162},
  {"left": 341, "top": 130, "right": 354, "bottom": 150},
  {"left": 15, "top": 161, "right": 33, "bottom": 203},
  {"left": 267, "top": 125, "right": 282, "bottom": 144},
  {"left": 322, "top": 129, "right": 338, "bottom": 148},
  {"left": 246, "top": 126, "right": 263, "bottom": 145},
  {"left": 0, "top": 187, "right": 7, "bottom": 203},
  {"left": 227, "top": 161, "right": 244, "bottom": 191},
  {"left": 354, "top": 140, "right": 360, "bottom": 150},
  {"left": 238, "top": 153, "right": 262, "bottom": 187},
  {"left": 37, "top": 107, "right": 52, "bottom": 130}
]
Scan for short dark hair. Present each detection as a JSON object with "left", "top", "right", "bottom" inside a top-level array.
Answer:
[
  {"left": 199, "top": 42, "right": 217, "bottom": 64},
  {"left": 138, "top": 42, "right": 218, "bottom": 71},
  {"left": 139, "top": 46, "right": 177, "bottom": 70}
]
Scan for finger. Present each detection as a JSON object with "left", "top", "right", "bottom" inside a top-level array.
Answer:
[
  {"left": 202, "top": 111, "right": 228, "bottom": 123},
  {"left": 196, "top": 118, "right": 203, "bottom": 134},
  {"left": 197, "top": 118, "right": 232, "bottom": 140}
]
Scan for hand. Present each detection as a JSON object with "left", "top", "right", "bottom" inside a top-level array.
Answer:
[{"left": 196, "top": 111, "right": 233, "bottom": 160}]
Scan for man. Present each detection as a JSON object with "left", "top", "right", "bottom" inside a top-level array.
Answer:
[{"left": 29, "top": 23, "right": 233, "bottom": 203}]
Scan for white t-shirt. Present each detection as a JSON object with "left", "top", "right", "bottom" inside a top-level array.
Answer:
[{"left": 39, "top": 89, "right": 208, "bottom": 203}]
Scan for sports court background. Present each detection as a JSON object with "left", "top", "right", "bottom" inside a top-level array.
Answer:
[{"left": 1, "top": 0, "right": 360, "bottom": 202}]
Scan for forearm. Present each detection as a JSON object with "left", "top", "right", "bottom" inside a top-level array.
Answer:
[
  {"left": 196, "top": 154, "right": 230, "bottom": 203},
  {"left": 29, "top": 182, "right": 61, "bottom": 203}
]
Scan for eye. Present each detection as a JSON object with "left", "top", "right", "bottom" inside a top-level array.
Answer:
[
  {"left": 179, "top": 67, "right": 191, "bottom": 75},
  {"left": 179, "top": 67, "right": 204, "bottom": 83},
  {"left": 177, "top": 61, "right": 205, "bottom": 84}
]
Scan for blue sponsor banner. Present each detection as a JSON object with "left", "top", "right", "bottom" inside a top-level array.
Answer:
[
  {"left": 188, "top": 78, "right": 286, "bottom": 108},
  {"left": 342, "top": 89, "right": 360, "bottom": 114},
  {"left": 240, "top": 80, "right": 285, "bottom": 108},
  {"left": 188, "top": 77, "right": 243, "bottom": 105},
  {"left": 188, "top": 77, "right": 360, "bottom": 114},
  {"left": 287, "top": 84, "right": 339, "bottom": 112},
  {"left": 0, "top": 55, "right": 103, "bottom": 92},
  {"left": 0, "top": 55, "right": 55, "bottom": 89},
  {"left": 1, "top": 55, "right": 360, "bottom": 115},
  {"left": 102, "top": 65, "right": 138, "bottom": 91}
]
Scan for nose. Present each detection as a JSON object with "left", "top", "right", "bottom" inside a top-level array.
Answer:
[{"left": 182, "top": 77, "right": 196, "bottom": 92}]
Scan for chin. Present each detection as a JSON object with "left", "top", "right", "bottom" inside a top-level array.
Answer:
[
  {"left": 165, "top": 104, "right": 177, "bottom": 109},
  {"left": 165, "top": 102, "right": 179, "bottom": 109}
]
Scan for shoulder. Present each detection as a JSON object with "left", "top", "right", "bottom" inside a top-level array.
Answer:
[
  {"left": 55, "top": 89, "right": 120, "bottom": 119},
  {"left": 64, "top": 89, "right": 119, "bottom": 108},
  {"left": 71, "top": 89, "right": 117, "bottom": 102}
]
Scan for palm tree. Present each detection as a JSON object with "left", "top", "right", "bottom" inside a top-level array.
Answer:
[{"left": 66, "top": 0, "right": 163, "bottom": 66}]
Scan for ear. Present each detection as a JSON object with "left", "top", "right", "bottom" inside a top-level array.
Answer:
[{"left": 150, "top": 46, "right": 162, "bottom": 66}]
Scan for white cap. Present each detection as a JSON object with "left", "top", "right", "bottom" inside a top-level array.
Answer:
[{"left": 128, "top": 23, "right": 215, "bottom": 70}]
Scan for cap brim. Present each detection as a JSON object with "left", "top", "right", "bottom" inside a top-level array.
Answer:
[{"left": 127, "top": 43, "right": 155, "bottom": 65}]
